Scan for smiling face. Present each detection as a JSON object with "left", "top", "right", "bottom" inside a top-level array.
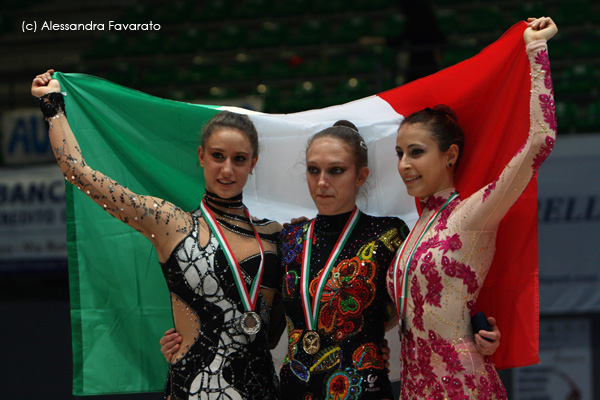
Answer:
[
  {"left": 198, "top": 128, "right": 258, "bottom": 199},
  {"left": 306, "top": 137, "right": 369, "bottom": 215},
  {"left": 395, "top": 122, "right": 458, "bottom": 199}
]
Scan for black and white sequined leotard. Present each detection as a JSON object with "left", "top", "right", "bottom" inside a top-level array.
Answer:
[{"left": 160, "top": 207, "right": 280, "bottom": 400}]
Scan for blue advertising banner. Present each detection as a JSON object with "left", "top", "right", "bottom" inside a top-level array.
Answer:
[
  {"left": 2, "top": 109, "right": 54, "bottom": 165},
  {"left": 0, "top": 164, "right": 67, "bottom": 272}
]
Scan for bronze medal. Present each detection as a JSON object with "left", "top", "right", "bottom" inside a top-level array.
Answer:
[
  {"left": 240, "top": 311, "right": 261, "bottom": 335},
  {"left": 302, "top": 330, "right": 321, "bottom": 355}
]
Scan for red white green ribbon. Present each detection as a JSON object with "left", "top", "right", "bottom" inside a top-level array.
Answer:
[
  {"left": 200, "top": 200, "right": 264, "bottom": 312},
  {"left": 301, "top": 207, "right": 361, "bottom": 331},
  {"left": 392, "top": 192, "right": 459, "bottom": 324}
]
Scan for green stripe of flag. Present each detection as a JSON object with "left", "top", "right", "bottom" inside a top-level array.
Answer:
[{"left": 56, "top": 72, "right": 220, "bottom": 395}]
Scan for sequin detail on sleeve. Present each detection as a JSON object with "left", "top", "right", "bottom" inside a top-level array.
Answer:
[{"left": 42, "top": 91, "right": 191, "bottom": 243}]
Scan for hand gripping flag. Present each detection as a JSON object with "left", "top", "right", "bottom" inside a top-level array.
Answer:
[{"left": 57, "top": 21, "right": 537, "bottom": 395}]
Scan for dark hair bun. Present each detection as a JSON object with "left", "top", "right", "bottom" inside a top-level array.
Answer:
[
  {"left": 432, "top": 104, "right": 458, "bottom": 122},
  {"left": 333, "top": 120, "right": 359, "bottom": 132}
]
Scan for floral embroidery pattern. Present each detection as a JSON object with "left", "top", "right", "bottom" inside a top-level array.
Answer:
[
  {"left": 532, "top": 135, "right": 556, "bottom": 173},
  {"left": 420, "top": 252, "right": 443, "bottom": 307},
  {"left": 282, "top": 270, "right": 299, "bottom": 300},
  {"left": 286, "top": 325, "right": 303, "bottom": 357},
  {"left": 482, "top": 178, "right": 498, "bottom": 203},
  {"left": 313, "top": 257, "right": 376, "bottom": 340},
  {"left": 413, "top": 233, "right": 441, "bottom": 265},
  {"left": 410, "top": 274, "right": 425, "bottom": 331},
  {"left": 428, "top": 330, "right": 465, "bottom": 374},
  {"left": 281, "top": 223, "right": 307, "bottom": 265},
  {"left": 326, "top": 368, "right": 363, "bottom": 400},
  {"left": 535, "top": 49, "right": 553, "bottom": 92},
  {"left": 539, "top": 94, "right": 557, "bottom": 132},
  {"left": 464, "top": 362, "right": 508, "bottom": 399},
  {"left": 441, "top": 256, "right": 479, "bottom": 294},
  {"left": 439, "top": 233, "right": 462, "bottom": 254},
  {"left": 420, "top": 194, "right": 446, "bottom": 211},
  {"left": 400, "top": 329, "right": 509, "bottom": 400},
  {"left": 467, "top": 300, "right": 476, "bottom": 312},
  {"left": 352, "top": 343, "right": 385, "bottom": 370},
  {"left": 434, "top": 198, "right": 459, "bottom": 232},
  {"left": 310, "top": 346, "right": 341, "bottom": 373}
]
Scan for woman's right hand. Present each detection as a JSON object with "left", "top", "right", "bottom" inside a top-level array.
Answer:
[
  {"left": 159, "top": 328, "right": 183, "bottom": 363},
  {"left": 474, "top": 316, "right": 501, "bottom": 356},
  {"left": 283, "top": 216, "right": 309, "bottom": 228},
  {"left": 31, "top": 69, "right": 61, "bottom": 98}
]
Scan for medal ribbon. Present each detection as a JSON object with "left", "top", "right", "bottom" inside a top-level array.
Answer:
[
  {"left": 392, "top": 192, "right": 459, "bottom": 323},
  {"left": 301, "top": 207, "right": 360, "bottom": 331},
  {"left": 200, "top": 199, "right": 264, "bottom": 312}
]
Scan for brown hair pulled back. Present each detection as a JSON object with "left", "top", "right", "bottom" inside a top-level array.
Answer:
[
  {"left": 401, "top": 105, "right": 464, "bottom": 165},
  {"left": 201, "top": 111, "right": 259, "bottom": 157},
  {"left": 306, "top": 120, "right": 368, "bottom": 171}
]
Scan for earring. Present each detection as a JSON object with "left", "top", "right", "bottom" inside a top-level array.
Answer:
[{"left": 448, "top": 163, "right": 453, "bottom": 167}]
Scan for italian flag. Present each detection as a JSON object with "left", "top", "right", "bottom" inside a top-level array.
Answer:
[{"left": 58, "top": 22, "right": 538, "bottom": 395}]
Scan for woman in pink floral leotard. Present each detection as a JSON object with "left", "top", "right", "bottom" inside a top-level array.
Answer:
[{"left": 387, "top": 17, "right": 558, "bottom": 399}]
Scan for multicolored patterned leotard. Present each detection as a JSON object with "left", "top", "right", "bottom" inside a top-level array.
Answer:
[{"left": 280, "top": 211, "right": 408, "bottom": 400}]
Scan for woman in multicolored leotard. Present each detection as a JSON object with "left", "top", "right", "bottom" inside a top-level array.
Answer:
[
  {"left": 387, "top": 16, "right": 558, "bottom": 399},
  {"left": 30, "top": 70, "right": 282, "bottom": 400},
  {"left": 277, "top": 121, "right": 409, "bottom": 399}
]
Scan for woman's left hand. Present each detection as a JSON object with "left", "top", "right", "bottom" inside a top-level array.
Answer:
[
  {"left": 524, "top": 17, "right": 558, "bottom": 44},
  {"left": 474, "top": 316, "right": 501, "bottom": 356}
]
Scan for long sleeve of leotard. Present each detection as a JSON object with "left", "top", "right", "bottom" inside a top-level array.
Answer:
[
  {"left": 40, "top": 93, "right": 191, "bottom": 255},
  {"left": 459, "top": 39, "right": 556, "bottom": 232}
]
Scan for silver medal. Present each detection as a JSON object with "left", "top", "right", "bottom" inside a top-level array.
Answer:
[{"left": 240, "top": 311, "right": 261, "bottom": 335}]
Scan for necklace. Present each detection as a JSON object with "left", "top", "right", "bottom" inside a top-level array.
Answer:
[{"left": 204, "top": 190, "right": 244, "bottom": 209}]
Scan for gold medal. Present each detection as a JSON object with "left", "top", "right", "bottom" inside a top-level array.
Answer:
[
  {"left": 302, "top": 330, "right": 321, "bottom": 355},
  {"left": 300, "top": 208, "right": 360, "bottom": 356}
]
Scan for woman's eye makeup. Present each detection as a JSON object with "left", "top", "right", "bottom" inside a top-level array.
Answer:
[
  {"left": 211, "top": 152, "right": 224, "bottom": 159},
  {"left": 330, "top": 167, "right": 345, "bottom": 174},
  {"left": 307, "top": 166, "right": 319, "bottom": 174},
  {"left": 234, "top": 155, "right": 247, "bottom": 162}
]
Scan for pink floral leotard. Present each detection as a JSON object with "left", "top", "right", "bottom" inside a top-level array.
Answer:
[{"left": 386, "top": 39, "right": 556, "bottom": 399}]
